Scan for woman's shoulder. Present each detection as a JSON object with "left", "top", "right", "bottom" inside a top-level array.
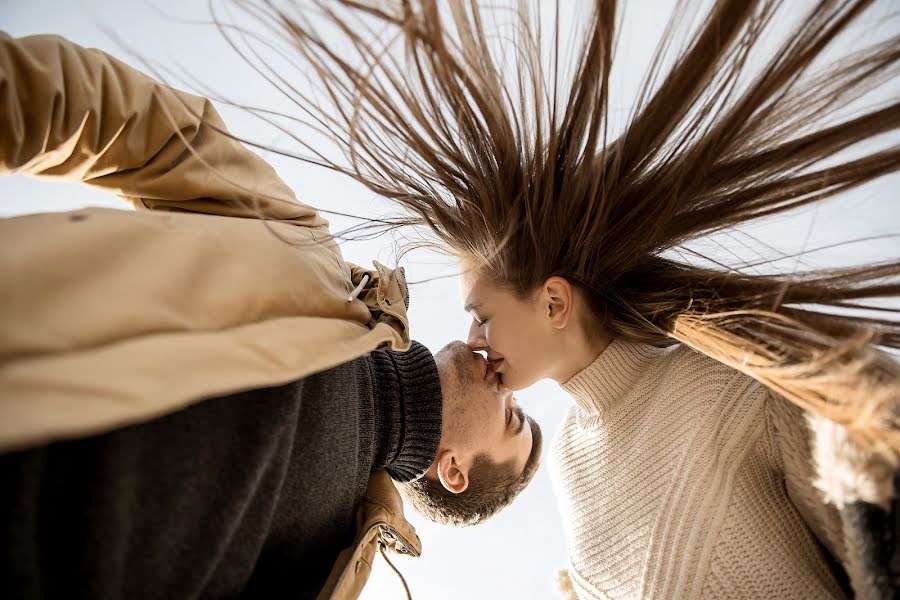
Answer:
[{"left": 656, "top": 342, "right": 770, "bottom": 402}]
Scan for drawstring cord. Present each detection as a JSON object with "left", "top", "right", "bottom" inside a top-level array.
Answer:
[
  {"left": 346, "top": 274, "right": 370, "bottom": 303},
  {"left": 378, "top": 544, "right": 412, "bottom": 600}
]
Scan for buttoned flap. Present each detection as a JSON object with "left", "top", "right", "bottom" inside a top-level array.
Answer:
[
  {"left": 373, "top": 261, "right": 410, "bottom": 311},
  {"left": 314, "top": 471, "right": 421, "bottom": 600},
  {"left": 347, "top": 261, "right": 410, "bottom": 342},
  {"left": 317, "top": 522, "right": 418, "bottom": 600},
  {"left": 357, "top": 471, "right": 422, "bottom": 557}
]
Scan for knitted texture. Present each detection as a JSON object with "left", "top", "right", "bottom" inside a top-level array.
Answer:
[
  {"left": 369, "top": 341, "right": 443, "bottom": 482},
  {"left": 550, "top": 339, "right": 847, "bottom": 599}
]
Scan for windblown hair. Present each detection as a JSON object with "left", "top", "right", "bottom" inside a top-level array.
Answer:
[
  {"left": 400, "top": 414, "right": 543, "bottom": 527},
  {"left": 216, "top": 0, "right": 900, "bottom": 457}
]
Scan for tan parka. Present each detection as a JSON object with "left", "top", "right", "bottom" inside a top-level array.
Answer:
[{"left": 0, "top": 32, "right": 420, "bottom": 599}]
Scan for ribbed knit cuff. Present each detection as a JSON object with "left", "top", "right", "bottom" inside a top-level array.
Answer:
[{"left": 371, "top": 341, "right": 443, "bottom": 483}]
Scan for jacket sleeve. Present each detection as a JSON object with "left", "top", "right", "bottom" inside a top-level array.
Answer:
[{"left": 0, "top": 32, "right": 323, "bottom": 225}]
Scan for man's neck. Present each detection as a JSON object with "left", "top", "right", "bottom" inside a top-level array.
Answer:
[{"left": 366, "top": 342, "right": 443, "bottom": 483}]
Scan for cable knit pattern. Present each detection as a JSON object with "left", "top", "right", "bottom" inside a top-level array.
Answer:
[{"left": 550, "top": 339, "right": 846, "bottom": 599}]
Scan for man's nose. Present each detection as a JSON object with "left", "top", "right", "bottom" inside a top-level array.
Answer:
[{"left": 467, "top": 318, "right": 487, "bottom": 349}]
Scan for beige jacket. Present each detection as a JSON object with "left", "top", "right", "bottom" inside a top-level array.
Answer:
[{"left": 0, "top": 33, "right": 418, "bottom": 599}]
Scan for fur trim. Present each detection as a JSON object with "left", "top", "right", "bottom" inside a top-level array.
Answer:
[
  {"left": 808, "top": 413, "right": 895, "bottom": 510},
  {"left": 553, "top": 569, "right": 579, "bottom": 600},
  {"left": 841, "top": 496, "right": 899, "bottom": 600}
]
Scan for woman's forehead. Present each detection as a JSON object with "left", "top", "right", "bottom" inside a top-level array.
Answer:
[
  {"left": 459, "top": 269, "right": 488, "bottom": 305},
  {"left": 460, "top": 268, "right": 503, "bottom": 298}
]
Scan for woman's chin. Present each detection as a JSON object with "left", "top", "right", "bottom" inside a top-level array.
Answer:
[{"left": 498, "top": 372, "right": 527, "bottom": 392}]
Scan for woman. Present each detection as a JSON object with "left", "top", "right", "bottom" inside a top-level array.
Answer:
[{"left": 210, "top": 0, "right": 899, "bottom": 597}]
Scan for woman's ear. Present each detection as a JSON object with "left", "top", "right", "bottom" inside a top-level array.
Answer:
[
  {"left": 543, "top": 276, "right": 574, "bottom": 329},
  {"left": 436, "top": 450, "right": 470, "bottom": 494}
]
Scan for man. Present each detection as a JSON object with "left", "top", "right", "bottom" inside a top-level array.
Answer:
[
  {"left": 0, "top": 339, "right": 541, "bottom": 598},
  {"left": 0, "top": 33, "right": 541, "bottom": 599}
]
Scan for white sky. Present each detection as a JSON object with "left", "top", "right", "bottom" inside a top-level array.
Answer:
[{"left": 2, "top": 1, "right": 898, "bottom": 599}]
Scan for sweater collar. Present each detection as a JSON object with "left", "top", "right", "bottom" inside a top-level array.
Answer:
[
  {"left": 367, "top": 341, "right": 443, "bottom": 483},
  {"left": 562, "top": 338, "right": 666, "bottom": 415}
]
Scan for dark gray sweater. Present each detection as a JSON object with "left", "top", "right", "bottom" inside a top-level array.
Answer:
[{"left": 0, "top": 341, "right": 442, "bottom": 599}]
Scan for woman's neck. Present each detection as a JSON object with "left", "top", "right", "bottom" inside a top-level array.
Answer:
[{"left": 551, "top": 327, "right": 615, "bottom": 384}]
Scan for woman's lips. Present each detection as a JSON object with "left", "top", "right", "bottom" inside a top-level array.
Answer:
[{"left": 488, "top": 358, "right": 506, "bottom": 390}]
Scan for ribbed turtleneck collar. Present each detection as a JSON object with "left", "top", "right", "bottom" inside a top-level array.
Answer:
[
  {"left": 367, "top": 341, "right": 443, "bottom": 483},
  {"left": 562, "top": 339, "right": 667, "bottom": 415}
]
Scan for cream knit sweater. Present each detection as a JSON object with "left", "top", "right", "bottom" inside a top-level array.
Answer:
[{"left": 550, "top": 339, "right": 847, "bottom": 599}]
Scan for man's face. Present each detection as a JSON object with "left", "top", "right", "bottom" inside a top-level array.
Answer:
[{"left": 434, "top": 341, "right": 533, "bottom": 481}]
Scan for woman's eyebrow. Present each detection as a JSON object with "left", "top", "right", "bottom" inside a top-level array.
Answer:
[{"left": 464, "top": 301, "right": 480, "bottom": 312}]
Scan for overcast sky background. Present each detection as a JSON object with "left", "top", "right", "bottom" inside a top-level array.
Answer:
[{"left": 2, "top": 1, "right": 898, "bottom": 599}]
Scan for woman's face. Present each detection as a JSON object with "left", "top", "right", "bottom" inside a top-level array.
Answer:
[{"left": 461, "top": 270, "right": 559, "bottom": 391}]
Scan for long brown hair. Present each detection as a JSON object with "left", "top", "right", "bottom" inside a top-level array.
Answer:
[{"left": 215, "top": 0, "right": 900, "bottom": 457}]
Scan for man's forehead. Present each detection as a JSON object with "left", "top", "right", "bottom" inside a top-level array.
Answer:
[{"left": 514, "top": 417, "right": 534, "bottom": 476}]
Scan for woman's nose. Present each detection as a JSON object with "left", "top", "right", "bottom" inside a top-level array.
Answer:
[{"left": 467, "top": 318, "right": 487, "bottom": 349}]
